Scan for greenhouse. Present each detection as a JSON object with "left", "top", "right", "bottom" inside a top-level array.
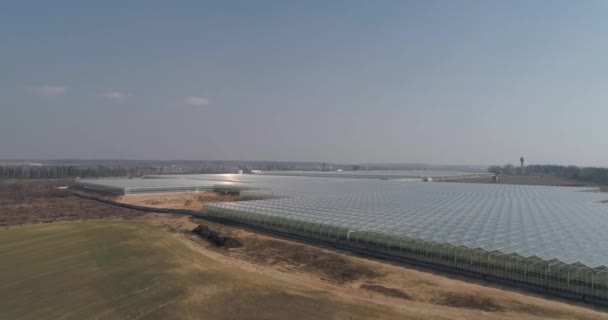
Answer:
[
  {"left": 75, "top": 174, "right": 327, "bottom": 195},
  {"left": 76, "top": 174, "right": 316, "bottom": 195},
  {"left": 204, "top": 179, "right": 608, "bottom": 304},
  {"left": 75, "top": 178, "right": 233, "bottom": 195}
]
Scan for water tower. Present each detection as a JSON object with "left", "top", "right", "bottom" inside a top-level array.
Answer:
[{"left": 520, "top": 157, "right": 524, "bottom": 174}]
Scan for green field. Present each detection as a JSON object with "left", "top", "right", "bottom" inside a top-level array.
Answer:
[
  {"left": 0, "top": 220, "right": 401, "bottom": 320},
  {"left": 0, "top": 221, "right": 195, "bottom": 319}
]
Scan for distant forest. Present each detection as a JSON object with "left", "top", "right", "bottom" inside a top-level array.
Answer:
[
  {"left": 0, "top": 165, "right": 230, "bottom": 179},
  {"left": 488, "top": 164, "right": 608, "bottom": 185},
  {"left": 0, "top": 160, "right": 325, "bottom": 179},
  {"left": 0, "top": 159, "right": 488, "bottom": 180}
]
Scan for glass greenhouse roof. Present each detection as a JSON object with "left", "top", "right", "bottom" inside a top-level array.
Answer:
[
  {"left": 206, "top": 178, "right": 608, "bottom": 268},
  {"left": 78, "top": 174, "right": 608, "bottom": 268},
  {"left": 76, "top": 178, "right": 233, "bottom": 194}
]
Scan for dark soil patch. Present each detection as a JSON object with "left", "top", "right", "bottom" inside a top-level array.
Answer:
[
  {"left": 144, "top": 200, "right": 163, "bottom": 205},
  {"left": 192, "top": 219, "right": 380, "bottom": 284},
  {"left": 433, "top": 293, "right": 503, "bottom": 312},
  {"left": 192, "top": 224, "right": 243, "bottom": 248},
  {"left": 360, "top": 284, "right": 411, "bottom": 300},
  {"left": 297, "top": 251, "right": 378, "bottom": 283},
  {"left": 0, "top": 180, "right": 145, "bottom": 226},
  {"left": 239, "top": 236, "right": 379, "bottom": 283},
  {"left": 510, "top": 301, "right": 564, "bottom": 318},
  {"left": 0, "top": 179, "right": 73, "bottom": 201}
]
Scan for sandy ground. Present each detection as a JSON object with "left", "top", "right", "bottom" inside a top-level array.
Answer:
[
  {"left": 141, "top": 213, "right": 608, "bottom": 320},
  {"left": 116, "top": 192, "right": 238, "bottom": 211}
]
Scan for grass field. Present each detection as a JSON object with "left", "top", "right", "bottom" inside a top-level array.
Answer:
[{"left": 0, "top": 220, "right": 403, "bottom": 320}]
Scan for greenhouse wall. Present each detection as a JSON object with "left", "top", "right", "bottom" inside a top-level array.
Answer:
[
  {"left": 74, "top": 179, "right": 218, "bottom": 195},
  {"left": 204, "top": 205, "right": 608, "bottom": 305}
]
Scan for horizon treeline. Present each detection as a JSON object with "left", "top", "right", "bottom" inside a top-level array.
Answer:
[
  {"left": 0, "top": 165, "right": 231, "bottom": 179},
  {"left": 488, "top": 164, "right": 608, "bottom": 185}
]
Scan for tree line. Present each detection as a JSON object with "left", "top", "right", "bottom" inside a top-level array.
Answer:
[
  {"left": 488, "top": 164, "right": 608, "bottom": 185},
  {"left": 0, "top": 165, "right": 156, "bottom": 179},
  {"left": 0, "top": 164, "right": 235, "bottom": 179}
]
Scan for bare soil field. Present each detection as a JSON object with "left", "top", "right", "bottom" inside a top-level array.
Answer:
[
  {"left": 0, "top": 180, "right": 145, "bottom": 226},
  {"left": 115, "top": 192, "right": 238, "bottom": 211}
]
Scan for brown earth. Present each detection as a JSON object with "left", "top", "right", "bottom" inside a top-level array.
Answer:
[
  {"left": 0, "top": 180, "right": 145, "bottom": 226},
  {"left": 115, "top": 192, "right": 238, "bottom": 211},
  {"left": 432, "top": 292, "right": 504, "bottom": 312},
  {"left": 192, "top": 224, "right": 243, "bottom": 248},
  {"left": 360, "top": 284, "right": 412, "bottom": 300},
  {"left": 190, "top": 219, "right": 380, "bottom": 284}
]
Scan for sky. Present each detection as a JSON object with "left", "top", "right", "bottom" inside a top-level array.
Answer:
[{"left": 1, "top": 1, "right": 608, "bottom": 166}]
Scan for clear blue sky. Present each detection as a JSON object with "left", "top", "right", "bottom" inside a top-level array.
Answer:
[{"left": 1, "top": 0, "right": 607, "bottom": 166}]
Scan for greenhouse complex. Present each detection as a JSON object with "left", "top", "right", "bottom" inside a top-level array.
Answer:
[
  {"left": 76, "top": 178, "right": 235, "bottom": 195},
  {"left": 77, "top": 173, "right": 608, "bottom": 304}
]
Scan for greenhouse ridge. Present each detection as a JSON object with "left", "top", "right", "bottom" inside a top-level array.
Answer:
[{"left": 209, "top": 177, "right": 608, "bottom": 267}]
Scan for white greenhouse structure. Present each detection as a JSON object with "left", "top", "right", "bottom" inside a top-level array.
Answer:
[{"left": 203, "top": 178, "right": 608, "bottom": 304}]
